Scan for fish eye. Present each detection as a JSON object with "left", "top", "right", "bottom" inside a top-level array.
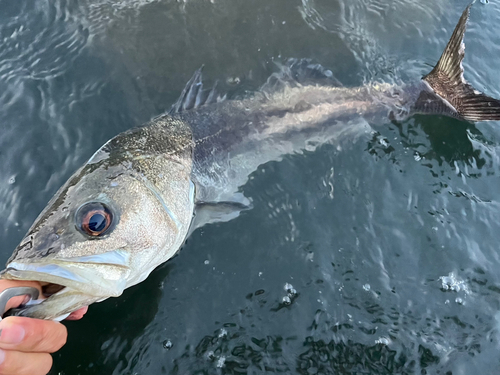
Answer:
[{"left": 76, "top": 202, "right": 113, "bottom": 237}]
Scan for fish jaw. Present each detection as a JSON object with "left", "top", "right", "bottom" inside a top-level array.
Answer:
[
  {"left": 16, "top": 287, "right": 100, "bottom": 320},
  {"left": 0, "top": 253, "right": 134, "bottom": 319},
  {"left": 2, "top": 260, "right": 129, "bottom": 297}
]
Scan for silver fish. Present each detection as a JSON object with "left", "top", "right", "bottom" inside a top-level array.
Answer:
[{"left": 1, "top": 5, "right": 499, "bottom": 319}]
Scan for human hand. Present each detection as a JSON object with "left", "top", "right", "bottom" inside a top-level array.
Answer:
[{"left": 0, "top": 280, "right": 87, "bottom": 375}]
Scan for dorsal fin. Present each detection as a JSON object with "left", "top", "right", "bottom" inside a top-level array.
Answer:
[
  {"left": 423, "top": 4, "right": 500, "bottom": 121},
  {"left": 170, "top": 67, "right": 226, "bottom": 114},
  {"left": 171, "top": 59, "right": 341, "bottom": 113}
]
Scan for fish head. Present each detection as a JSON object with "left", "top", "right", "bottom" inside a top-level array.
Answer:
[{"left": 1, "top": 151, "right": 194, "bottom": 319}]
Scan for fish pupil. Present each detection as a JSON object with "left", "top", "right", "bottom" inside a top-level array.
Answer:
[
  {"left": 77, "top": 202, "right": 113, "bottom": 237},
  {"left": 88, "top": 213, "right": 106, "bottom": 232}
]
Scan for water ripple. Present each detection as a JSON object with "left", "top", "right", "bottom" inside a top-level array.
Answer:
[
  {"left": 299, "top": 0, "right": 467, "bottom": 84},
  {"left": 0, "top": 0, "right": 90, "bottom": 81}
]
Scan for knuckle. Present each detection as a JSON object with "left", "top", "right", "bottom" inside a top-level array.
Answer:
[
  {"left": 39, "top": 321, "right": 67, "bottom": 352},
  {"left": 49, "top": 329, "right": 67, "bottom": 353}
]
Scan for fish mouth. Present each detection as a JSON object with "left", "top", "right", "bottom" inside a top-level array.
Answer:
[
  {"left": 40, "top": 282, "right": 66, "bottom": 297},
  {"left": 2, "top": 249, "right": 131, "bottom": 298}
]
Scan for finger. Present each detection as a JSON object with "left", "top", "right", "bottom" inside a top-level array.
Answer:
[
  {"left": 0, "top": 349, "right": 52, "bottom": 375},
  {"left": 0, "top": 317, "right": 67, "bottom": 353},
  {"left": 65, "top": 306, "right": 88, "bottom": 321},
  {"left": 0, "top": 281, "right": 43, "bottom": 312}
]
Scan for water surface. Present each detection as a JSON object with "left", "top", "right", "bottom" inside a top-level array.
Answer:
[{"left": 1, "top": 0, "right": 500, "bottom": 374}]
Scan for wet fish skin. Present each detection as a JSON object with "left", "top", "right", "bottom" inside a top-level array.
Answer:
[
  {"left": 2, "top": 4, "right": 500, "bottom": 319},
  {"left": 1, "top": 119, "right": 195, "bottom": 319}
]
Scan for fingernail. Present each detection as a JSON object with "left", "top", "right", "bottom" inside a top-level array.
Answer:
[
  {"left": 0, "top": 323, "right": 25, "bottom": 344},
  {"left": 0, "top": 349, "right": 4, "bottom": 365}
]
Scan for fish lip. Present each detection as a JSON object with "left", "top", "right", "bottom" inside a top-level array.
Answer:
[
  {"left": 1, "top": 266, "right": 85, "bottom": 302},
  {"left": 2, "top": 260, "right": 128, "bottom": 298},
  {"left": 61, "top": 249, "right": 130, "bottom": 267},
  {"left": 3, "top": 263, "right": 86, "bottom": 285}
]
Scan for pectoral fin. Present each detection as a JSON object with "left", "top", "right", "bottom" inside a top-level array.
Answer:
[{"left": 188, "top": 199, "right": 252, "bottom": 236}]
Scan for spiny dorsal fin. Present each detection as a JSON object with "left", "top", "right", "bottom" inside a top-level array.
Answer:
[
  {"left": 170, "top": 67, "right": 225, "bottom": 114},
  {"left": 423, "top": 4, "right": 500, "bottom": 121},
  {"left": 171, "top": 60, "right": 341, "bottom": 113}
]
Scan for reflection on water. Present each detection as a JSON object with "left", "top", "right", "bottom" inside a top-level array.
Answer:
[{"left": 2, "top": 0, "right": 500, "bottom": 374}]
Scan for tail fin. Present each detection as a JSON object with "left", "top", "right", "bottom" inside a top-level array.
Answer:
[{"left": 423, "top": 4, "right": 500, "bottom": 121}]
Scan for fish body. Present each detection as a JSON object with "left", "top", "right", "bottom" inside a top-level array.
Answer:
[
  {"left": 2, "top": 5, "right": 500, "bottom": 319},
  {"left": 184, "top": 80, "right": 441, "bottom": 203}
]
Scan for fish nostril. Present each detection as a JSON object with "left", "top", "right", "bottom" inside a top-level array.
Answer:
[{"left": 39, "top": 247, "right": 54, "bottom": 257}]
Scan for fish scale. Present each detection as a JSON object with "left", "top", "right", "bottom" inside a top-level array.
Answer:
[{"left": 2, "top": 4, "right": 500, "bottom": 319}]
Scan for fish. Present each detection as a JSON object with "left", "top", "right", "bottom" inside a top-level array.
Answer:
[{"left": 1, "top": 4, "right": 500, "bottom": 320}]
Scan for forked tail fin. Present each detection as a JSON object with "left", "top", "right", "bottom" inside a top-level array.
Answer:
[{"left": 423, "top": 4, "right": 500, "bottom": 121}]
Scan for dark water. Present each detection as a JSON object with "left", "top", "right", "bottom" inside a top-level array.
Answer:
[{"left": 2, "top": 0, "right": 500, "bottom": 374}]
